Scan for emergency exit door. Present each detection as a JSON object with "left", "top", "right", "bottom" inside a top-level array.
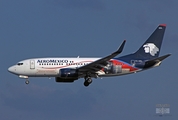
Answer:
[{"left": 30, "top": 60, "right": 35, "bottom": 69}]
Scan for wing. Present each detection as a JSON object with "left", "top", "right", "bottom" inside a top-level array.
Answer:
[{"left": 77, "top": 40, "right": 126, "bottom": 76}]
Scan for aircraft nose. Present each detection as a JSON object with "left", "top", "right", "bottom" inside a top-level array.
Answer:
[{"left": 8, "top": 66, "right": 15, "bottom": 73}]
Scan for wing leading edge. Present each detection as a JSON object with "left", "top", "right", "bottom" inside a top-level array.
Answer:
[{"left": 78, "top": 40, "right": 126, "bottom": 75}]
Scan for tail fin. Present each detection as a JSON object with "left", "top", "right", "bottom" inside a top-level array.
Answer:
[{"left": 134, "top": 24, "right": 166, "bottom": 59}]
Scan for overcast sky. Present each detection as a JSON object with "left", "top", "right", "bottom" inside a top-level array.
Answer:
[{"left": 0, "top": 0, "right": 178, "bottom": 120}]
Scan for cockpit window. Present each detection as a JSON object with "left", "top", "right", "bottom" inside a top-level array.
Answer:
[{"left": 17, "top": 63, "right": 23, "bottom": 66}]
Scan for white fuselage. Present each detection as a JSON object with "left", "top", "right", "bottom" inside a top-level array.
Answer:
[
  {"left": 9, "top": 58, "right": 97, "bottom": 77},
  {"left": 8, "top": 57, "right": 138, "bottom": 79}
]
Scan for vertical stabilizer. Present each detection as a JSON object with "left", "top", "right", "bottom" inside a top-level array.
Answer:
[{"left": 134, "top": 24, "right": 166, "bottom": 59}]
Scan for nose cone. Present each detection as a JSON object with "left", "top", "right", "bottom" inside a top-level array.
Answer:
[{"left": 8, "top": 66, "right": 15, "bottom": 73}]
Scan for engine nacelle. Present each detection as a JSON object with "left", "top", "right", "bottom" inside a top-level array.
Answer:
[
  {"left": 59, "top": 68, "right": 78, "bottom": 77},
  {"left": 55, "top": 68, "right": 78, "bottom": 82}
]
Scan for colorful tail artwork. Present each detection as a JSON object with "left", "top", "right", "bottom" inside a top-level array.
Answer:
[{"left": 118, "top": 24, "right": 171, "bottom": 69}]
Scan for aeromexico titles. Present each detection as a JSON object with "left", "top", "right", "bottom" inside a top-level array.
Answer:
[{"left": 8, "top": 24, "right": 171, "bottom": 87}]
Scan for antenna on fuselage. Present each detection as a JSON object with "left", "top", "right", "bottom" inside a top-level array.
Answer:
[{"left": 77, "top": 56, "right": 80, "bottom": 58}]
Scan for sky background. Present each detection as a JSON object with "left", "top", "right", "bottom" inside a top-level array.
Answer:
[{"left": 0, "top": 0, "right": 177, "bottom": 120}]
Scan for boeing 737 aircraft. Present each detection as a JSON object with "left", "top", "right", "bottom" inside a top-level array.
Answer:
[{"left": 8, "top": 24, "right": 171, "bottom": 87}]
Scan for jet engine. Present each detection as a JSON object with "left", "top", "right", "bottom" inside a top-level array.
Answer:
[
  {"left": 59, "top": 68, "right": 78, "bottom": 78},
  {"left": 55, "top": 68, "right": 78, "bottom": 82}
]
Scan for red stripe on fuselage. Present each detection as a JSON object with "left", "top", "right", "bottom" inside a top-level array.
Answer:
[{"left": 110, "top": 60, "right": 138, "bottom": 72}]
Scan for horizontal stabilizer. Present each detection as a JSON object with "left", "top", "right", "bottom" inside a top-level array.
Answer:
[{"left": 144, "top": 54, "right": 171, "bottom": 68}]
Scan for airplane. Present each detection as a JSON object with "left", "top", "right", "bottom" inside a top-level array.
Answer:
[{"left": 8, "top": 24, "right": 171, "bottom": 87}]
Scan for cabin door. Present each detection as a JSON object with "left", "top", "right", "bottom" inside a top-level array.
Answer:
[{"left": 30, "top": 60, "right": 35, "bottom": 69}]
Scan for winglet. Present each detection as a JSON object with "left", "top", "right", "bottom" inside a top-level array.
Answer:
[{"left": 115, "top": 40, "right": 126, "bottom": 54}]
